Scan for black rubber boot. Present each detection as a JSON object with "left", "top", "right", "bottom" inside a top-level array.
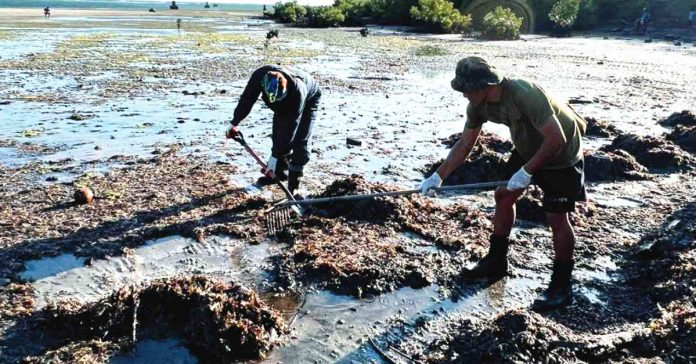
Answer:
[
  {"left": 288, "top": 170, "right": 301, "bottom": 193},
  {"left": 532, "top": 260, "right": 574, "bottom": 312},
  {"left": 460, "top": 235, "right": 510, "bottom": 280}
]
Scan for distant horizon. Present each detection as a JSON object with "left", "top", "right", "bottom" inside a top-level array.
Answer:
[{"left": 0, "top": 0, "right": 335, "bottom": 8}]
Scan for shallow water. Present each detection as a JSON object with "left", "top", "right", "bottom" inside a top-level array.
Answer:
[{"left": 19, "top": 229, "right": 621, "bottom": 363}]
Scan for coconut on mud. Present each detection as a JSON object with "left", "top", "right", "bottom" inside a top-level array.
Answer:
[
  {"left": 27, "top": 276, "right": 286, "bottom": 363},
  {"left": 601, "top": 133, "right": 695, "bottom": 171}
]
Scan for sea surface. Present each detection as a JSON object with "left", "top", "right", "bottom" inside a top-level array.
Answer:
[{"left": 0, "top": 0, "right": 266, "bottom": 12}]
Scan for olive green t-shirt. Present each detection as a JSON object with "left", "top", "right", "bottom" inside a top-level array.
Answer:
[{"left": 465, "top": 78, "right": 586, "bottom": 170}]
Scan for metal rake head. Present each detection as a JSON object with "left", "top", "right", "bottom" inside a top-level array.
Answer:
[{"left": 264, "top": 202, "right": 302, "bottom": 237}]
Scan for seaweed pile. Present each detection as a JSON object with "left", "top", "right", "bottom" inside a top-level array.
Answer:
[
  {"left": 439, "top": 131, "right": 513, "bottom": 153},
  {"left": 601, "top": 133, "right": 695, "bottom": 171},
  {"left": 584, "top": 149, "right": 649, "bottom": 182},
  {"left": 666, "top": 125, "right": 696, "bottom": 154},
  {"left": 412, "top": 196, "right": 696, "bottom": 364},
  {"left": 425, "top": 132, "right": 511, "bottom": 185},
  {"left": 28, "top": 276, "right": 286, "bottom": 363},
  {"left": 22, "top": 340, "right": 121, "bottom": 364},
  {"left": 274, "top": 175, "right": 493, "bottom": 297},
  {"left": 658, "top": 110, "right": 696, "bottom": 128},
  {"left": 421, "top": 309, "right": 649, "bottom": 363},
  {"left": 584, "top": 116, "right": 620, "bottom": 138}
]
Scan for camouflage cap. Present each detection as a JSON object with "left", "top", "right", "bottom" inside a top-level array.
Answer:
[{"left": 451, "top": 56, "right": 503, "bottom": 93}]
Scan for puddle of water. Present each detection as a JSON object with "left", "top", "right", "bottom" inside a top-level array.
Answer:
[
  {"left": 21, "top": 235, "right": 274, "bottom": 309},
  {"left": 110, "top": 338, "right": 198, "bottom": 364},
  {"left": 267, "top": 273, "right": 542, "bottom": 363},
  {"left": 592, "top": 196, "right": 644, "bottom": 208},
  {"left": 20, "top": 253, "right": 85, "bottom": 281},
  {"left": 579, "top": 287, "right": 607, "bottom": 306},
  {"left": 22, "top": 231, "right": 544, "bottom": 363}
]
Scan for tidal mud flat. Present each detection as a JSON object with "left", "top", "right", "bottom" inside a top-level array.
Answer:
[{"left": 0, "top": 10, "right": 695, "bottom": 363}]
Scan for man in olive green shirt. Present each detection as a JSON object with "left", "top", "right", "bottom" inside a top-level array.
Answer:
[{"left": 420, "top": 56, "right": 587, "bottom": 311}]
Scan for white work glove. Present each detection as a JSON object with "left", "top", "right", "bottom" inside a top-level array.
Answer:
[
  {"left": 225, "top": 124, "right": 240, "bottom": 139},
  {"left": 420, "top": 172, "right": 443, "bottom": 195},
  {"left": 507, "top": 167, "right": 532, "bottom": 190},
  {"left": 261, "top": 156, "right": 277, "bottom": 178}
]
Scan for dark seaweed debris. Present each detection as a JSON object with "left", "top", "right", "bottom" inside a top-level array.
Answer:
[
  {"left": 274, "top": 176, "right": 493, "bottom": 297},
  {"left": 439, "top": 131, "right": 513, "bottom": 153},
  {"left": 585, "top": 116, "right": 620, "bottom": 138},
  {"left": 601, "top": 133, "right": 695, "bottom": 171},
  {"left": 32, "top": 276, "right": 286, "bottom": 363},
  {"left": 658, "top": 110, "right": 696, "bottom": 128},
  {"left": 426, "top": 132, "right": 511, "bottom": 185},
  {"left": 666, "top": 125, "right": 696, "bottom": 154},
  {"left": 584, "top": 149, "right": 649, "bottom": 182}
]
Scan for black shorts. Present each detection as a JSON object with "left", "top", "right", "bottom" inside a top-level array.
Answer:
[{"left": 504, "top": 150, "right": 586, "bottom": 213}]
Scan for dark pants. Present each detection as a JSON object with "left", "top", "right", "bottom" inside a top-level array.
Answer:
[
  {"left": 504, "top": 150, "right": 586, "bottom": 213},
  {"left": 272, "top": 91, "right": 320, "bottom": 174}
]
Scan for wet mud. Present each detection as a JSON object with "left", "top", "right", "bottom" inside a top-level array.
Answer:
[
  {"left": 23, "top": 276, "right": 286, "bottom": 363},
  {"left": 602, "top": 133, "right": 696, "bottom": 171},
  {"left": 0, "top": 148, "right": 269, "bottom": 280}
]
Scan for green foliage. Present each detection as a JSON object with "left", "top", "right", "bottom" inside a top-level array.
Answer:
[
  {"left": 272, "top": 1, "right": 307, "bottom": 23},
  {"left": 409, "top": 0, "right": 472, "bottom": 33},
  {"left": 481, "top": 6, "right": 523, "bottom": 40},
  {"left": 307, "top": 6, "right": 346, "bottom": 27},
  {"left": 549, "top": 0, "right": 581, "bottom": 28},
  {"left": 573, "top": 0, "right": 598, "bottom": 30},
  {"left": 334, "top": 0, "right": 370, "bottom": 25},
  {"left": 367, "top": 0, "right": 419, "bottom": 24}
]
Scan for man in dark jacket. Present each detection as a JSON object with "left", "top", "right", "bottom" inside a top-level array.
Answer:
[{"left": 226, "top": 65, "right": 321, "bottom": 193}]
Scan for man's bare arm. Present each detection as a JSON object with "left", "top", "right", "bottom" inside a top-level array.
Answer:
[
  {"left": 524, "top": 115, "right": 565, "bottom": 174},
  {"left": 436, "top": 126, "right": 482, "bottom": 179}
]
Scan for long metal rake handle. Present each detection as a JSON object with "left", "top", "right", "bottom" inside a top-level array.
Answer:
[
  {"left": 231, "top": 131, "right": 298, "bottom": 204},
  {"left": 276, "top": 180, "right": 508, "bottom": 206}
]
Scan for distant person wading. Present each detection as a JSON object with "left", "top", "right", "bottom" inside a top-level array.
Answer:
[{"left": 225, "top": 65, "right": 321, "bottom": 194}]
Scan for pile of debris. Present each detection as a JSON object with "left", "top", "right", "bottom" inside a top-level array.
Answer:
[
  {"left": 584, "top": 116, "right": 620, "bottom": 138},
  {"left": 30, "top": 276, "right": 286, "bottom": 362},
  {"left": 425, "top": 132, "right": 512, "bottom": 185},
  {"left": 584, "top": 149, "right": 649, "bottom": 182},
  {"left": 275, "top": 176, "right": 494, "bottom": 297},
  {"left": 657, "top": 110, "right": 696, "bottom": 128},
  {"left": 601, "top": 133, "right": 695, "bottom": 171}
]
